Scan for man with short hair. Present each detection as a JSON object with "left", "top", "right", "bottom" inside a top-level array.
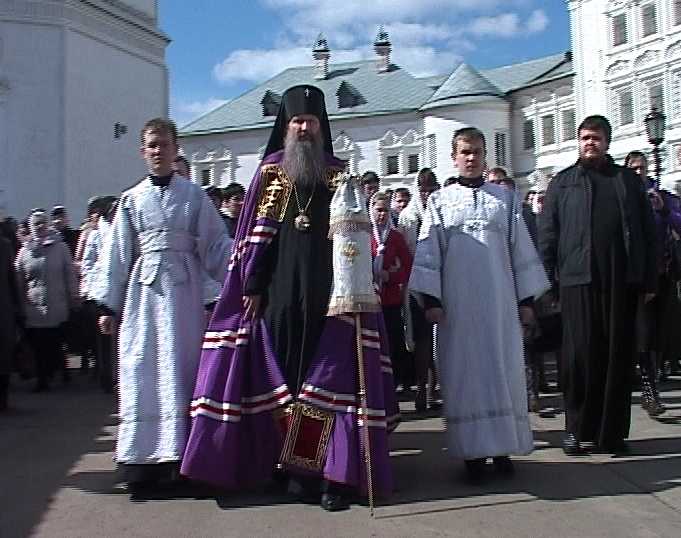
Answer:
[
  {"left": 51, "top": 206, "right": 79, "bottom": 257},
  {"left": 361, "top": 171, "right": 380, "bottom": 200},
  {"left": 410, "top": 127, "right": 548, "bottom": 481},
  {"left": 220, "top": 182, "right": 246, "bottom": 238},
  {"left": 92, "top": 118, "right": 232, "bottom": 493},
  {"left": 81, "top": 196, "right": 118, "bottom": 392},
  {"left": 392, "top": 187, "right": 410, "bottom": 214},
  {"left": 391, "top": 187, "right": 410, "bottom": 225},
  {"left": 538, "top": 116, "right": 656, "bottom": 455},
  {"left": 182, "top": 85, "right": 397, "bottom": 511}
]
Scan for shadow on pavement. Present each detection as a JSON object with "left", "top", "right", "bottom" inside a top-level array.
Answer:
[
  {"left": 0, "top": 375, "right": 116, "bottom": 538},
  {"left": 381, "top": 428, "right": 681, "bottom": 518}
]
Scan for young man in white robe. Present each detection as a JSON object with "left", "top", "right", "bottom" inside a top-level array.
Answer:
[
  {"left": 92, "top": 118, "right": 232, "bottom": 494},
  {"left": 409, "top": 127, "right": 549, "bottom": 481}
]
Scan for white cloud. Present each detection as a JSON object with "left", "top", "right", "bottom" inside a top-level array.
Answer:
[
  {"left": 469, "top": 13, "right": 521, "bottom": 37},
  {"left": 213, "top": 47, "right": 311, "bottom": 83},
  {"left": 526, "top": 9, "right": 549, "bottom": 33},
  {"left": 212, "top": 46, "right": 373, "bottom": 84},
  {"left": 210, "top": 42, "right": 461, "bottom": 84},
  {"left": 385, "top": 22, "right": 457, "bottom": 46},
  {"left": 261, "top": 0, "right": 529, "bottom": 46},
  {"left": 393, "top": 46, "right": 463, "bottom": 77},
  {"left": 171, "top": 97, "right": 229, "bottom": 127},
  {"left": 468, "top": 9, "right": 548, "bottom": 38},
  {"left": 208, "top": 1, "right": 549, "bottom": 87}
]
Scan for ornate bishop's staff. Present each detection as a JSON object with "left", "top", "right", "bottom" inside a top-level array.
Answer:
[
  {"left": 327, "top": 173, "right": 381, "bottom": 516},
  {"left": 355, "top": 314, "right": 375, "bottom": 516}
]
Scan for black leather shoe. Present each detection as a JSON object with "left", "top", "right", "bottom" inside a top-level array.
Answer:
[
  {"left": 464, "top": 458, "right": 486, "bottom": 483},
  {"left": 320, "top": 492, "right": 348, "bottom": 512},
  {"left": 562, "top": 433, "right": 583, "bottom": 455},
  {"left": 492, "top": 456, "right": 515, "bottom": 476}
]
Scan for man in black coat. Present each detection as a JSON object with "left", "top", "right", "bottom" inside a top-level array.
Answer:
[{"left": 537, "top": 115, "right": 656, "bottom": 455}]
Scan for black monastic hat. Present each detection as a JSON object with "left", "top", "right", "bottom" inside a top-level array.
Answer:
[{"left": 263, "top": 84, "right": 333, "bottom": 158}]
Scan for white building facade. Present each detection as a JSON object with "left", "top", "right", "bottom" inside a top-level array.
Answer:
[
  {"left": 181, "top": 1, "right": 681, "bottom": 193},
  {"left": 571, "top": 0, "right": 681, "bottom": 188},
  {"left": 0, "top": 0, "right": 169, "bottom": 222}
]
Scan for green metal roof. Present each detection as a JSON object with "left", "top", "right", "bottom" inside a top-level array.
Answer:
[
  {"left": 180, "top": 52, "right": 573, "bottom": 136},
  {"left": 422, "top": 63, "right": 504, "bottom": 110},
  {"left": 181, "top": 60, "right": 434, "bottom": 135},
  {"left": 481, "top": 52, "right": 572, "bottom": 93}
]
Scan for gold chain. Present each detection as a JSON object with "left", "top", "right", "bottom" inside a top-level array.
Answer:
[{"left": 292, "top": 181, "right": 316, "bottom": 214}]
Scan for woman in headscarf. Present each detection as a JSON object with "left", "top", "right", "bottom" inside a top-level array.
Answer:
[
  {"left": 15, "top": 211, "right": 78, "bottom": 392},
  {"left": 370, "top": 191, "right": 413, "bottom": 395}
]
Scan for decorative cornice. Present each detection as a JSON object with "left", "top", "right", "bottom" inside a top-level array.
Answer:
[
  {"left": 634, "top": 49, "right": 661, "bottom": 69},
  {"left": 666, "top": 41, "right": 681, "bottom": 60},
  {"left": 0, "top": 0, "right": 168, "bottom": 60},
  {"left": 76, "top": 1, "right": 167, "bottom": 41},
  {"left": 97, "top": 0, "right": 156, "bottom": 26},
  {"left": 606, "top": 60, "right": 631, "bottom": 78}
]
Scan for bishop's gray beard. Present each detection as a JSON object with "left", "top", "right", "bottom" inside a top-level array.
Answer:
[{"left": 282, "top": 134, "right": 326, "bottom": 188}]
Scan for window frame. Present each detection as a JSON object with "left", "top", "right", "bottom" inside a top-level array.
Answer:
[
  {"left": 619, "top": 89, "right": 634, "bottom": 126},
  {"left": 522, "top": 119, "right": 535, "bottom": 151},
  {"left": 386, "top": 154, "right": 400, "bottom": 176},
  {"left": 560, "top": 109, "right": 576, "bottom": 142},
  {"left": 200, "top": 168, "right": 212, "bottom": 187},
  {"left": 641, "top": 2, "right": 658, "bottom": 38},
  {"left": 494, "top": 131, "right": 508, "bottom": 167},
  {"left": 612, "top": 12, "right": 628, "bottom": 47},
  {"left": 407, "top": 153, "right": 420, "bottom": 174},
  {"left": 541, "top": 114, "right": 556, "bottom": 147}
]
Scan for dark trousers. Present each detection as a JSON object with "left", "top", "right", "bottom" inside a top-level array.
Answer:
[
  {"left": 81, "top": 300, "right": 100, "bottom": 370},
  {"left": 97, "top": 330, "right": 115, "bottom": 392},
  {"left": 26, "top": 327, "right": 66, "bottom": 388},
  {"left": 382, "top": 305, "right": 411, "bottom": 388},
  {"left": 0, "top": 374, "right": 9, "bottom": 410}
]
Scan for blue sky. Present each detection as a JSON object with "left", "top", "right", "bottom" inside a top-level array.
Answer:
[{"left": 160, "top": 0, "right": 571, "bottom": 126}]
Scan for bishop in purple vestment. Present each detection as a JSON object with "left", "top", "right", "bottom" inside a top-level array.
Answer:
[{"left": 181, "top": 85, "right": 398, "bottom": 511}]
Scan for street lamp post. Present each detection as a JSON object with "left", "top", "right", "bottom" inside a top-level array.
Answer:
[{"left": 644, "top": 106, "right": 666, "bottom": 189}]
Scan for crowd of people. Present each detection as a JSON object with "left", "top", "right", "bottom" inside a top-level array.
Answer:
[
  {"left": 1, "top": 83, "right": 679, "bottom": 513},
  {"left": 0, "top": 159, "right": 246, "bottom": 403}
]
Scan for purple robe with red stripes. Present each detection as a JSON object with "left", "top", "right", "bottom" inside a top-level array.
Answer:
[{"left": 181, "top": 151, "right": 399, "bottom": 496}]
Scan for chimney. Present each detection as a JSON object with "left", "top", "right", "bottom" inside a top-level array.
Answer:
[
  {"left": 312, "top": 34, "right": 330, "bottom": 80},
  {"left": 374, "top": 26, "right": 391, "bottom": 73}
]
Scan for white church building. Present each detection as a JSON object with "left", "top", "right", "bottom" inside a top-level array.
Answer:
[
  {"left": 180, "top": 0, "right": 681, "bottom": 193},
  {"left": 0, "top": 0, "right": 169, "bottom": 222}
]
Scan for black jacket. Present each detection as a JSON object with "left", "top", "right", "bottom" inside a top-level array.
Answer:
[{"left": 537, "top": 156, "right": 656, "bottom": 293}]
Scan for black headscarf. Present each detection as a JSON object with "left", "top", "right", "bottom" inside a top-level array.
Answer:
[{"left": 263, "top": 85, "right": 333, "bottom": 158}]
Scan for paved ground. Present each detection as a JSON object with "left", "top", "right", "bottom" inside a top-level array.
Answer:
[{"left": 2, "top": 365, "right": 681, "bottom": 538}]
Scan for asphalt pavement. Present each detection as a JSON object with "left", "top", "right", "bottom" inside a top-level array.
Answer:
[{"left": 1, "top": 364, "right": 681, "bottom": 538}]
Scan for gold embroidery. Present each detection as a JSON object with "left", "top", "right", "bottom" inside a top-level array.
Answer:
[
  {"left": 277, "top": 403, "right": 335, "bottom": 472},
  {"left": 341, "top": 240, "right": 360, "bottom": 263},
  {"left": 256, "top": 165, "right": 293, "bottom": 221},
  {"left": 325, "top": 167, "right": 346, "bottom": 192}
]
